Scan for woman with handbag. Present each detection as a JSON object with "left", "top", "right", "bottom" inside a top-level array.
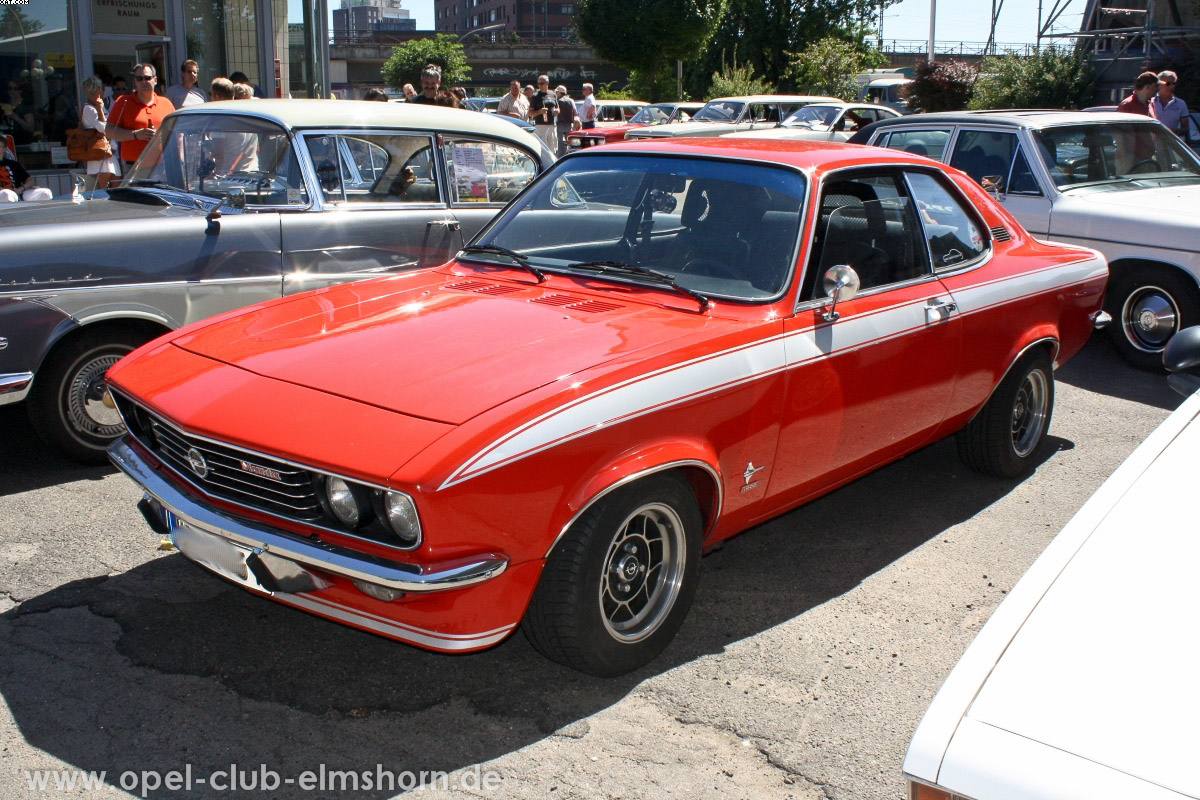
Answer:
[{"left": 79, "top": 75, "right": 119, "bottom": 189}]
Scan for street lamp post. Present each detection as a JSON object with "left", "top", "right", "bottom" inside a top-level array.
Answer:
[{"left": 457, "top": 23, "right": 505, "bottom": 43}]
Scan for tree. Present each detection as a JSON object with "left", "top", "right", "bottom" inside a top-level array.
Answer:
[
  {"left": 708, "top": 48, "right": 772, "bottom": 98},
  {"left": 906, "top": 59, "right": 977, "bottom": 112},
  {"left": 0, "top": 7, "right": 43, "bottom": 39},
  {"left": 969, "top": 46, "right": 1096, "bottom": 110},
  {"left": 574, "top": 0, "right": 727, "bottom": 101},
  {"left": 685, "top": 0, "right": 897, "bottom": 98},
  {"left": 788, "top": 35, "right": 887, "bottom": 100},
  {"left": 380, "top": 35, "right": 471, "bottom": 91}
]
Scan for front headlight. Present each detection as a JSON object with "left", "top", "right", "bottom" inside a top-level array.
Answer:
[
  {"left": 380, "top": 490, "right": 422, "bottom": 547},
  {"left": 325, "top": 477, "right": 364, "bottom": 527}
]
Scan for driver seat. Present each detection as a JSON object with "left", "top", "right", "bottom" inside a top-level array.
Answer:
[{"left": 669, "top": 179, "right": 768, "bottom": 279}]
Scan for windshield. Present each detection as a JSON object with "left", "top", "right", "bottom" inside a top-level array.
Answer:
[
  {"left": 693, "top": 100, "right": 746, "bottom": 123},
  {"left": 468, "top": 154, "right": 807, "bottom": 302},
  {"left": 781, "top": 105, "right": 840, "bottom": 129},
  {"left": 1034, "top": 122, "right": 1200, "bottom": 191},
  {"left": 629, "top": 105, "right": 675, "bottom": 125},
  {"left": 126, "top": 113, "right": 308, "bottom": 205}
]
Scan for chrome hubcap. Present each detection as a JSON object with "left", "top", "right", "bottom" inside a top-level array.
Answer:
[
  {"left": 599, "top": 502, "right": 686, "bottom": 643},
  {"left": 66, "top": 353, "right": 124, "bottom": 437},
  {"left": 1122, "top": 286, "right": 1179, "bottom": 352},
  {"left": 1011, "top": 369, "right": 1049, "bottom": 458}
]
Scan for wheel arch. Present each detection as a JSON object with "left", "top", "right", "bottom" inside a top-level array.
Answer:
[
  {"left": 967, "top": 336, "right": 1058, "bottom": 426},
  {"left": 34, "top": 314, "right": 174, "bottom": 375},
  {"left": 1105, "top": 257, "right": 1200, "bottom": 297},
  {"left": 544, "top": 445, "right": 723, "bottom": 560}
]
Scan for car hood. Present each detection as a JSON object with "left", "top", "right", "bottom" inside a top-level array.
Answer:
[
  {"left": 169, "top": 271, "right": 722, "bottom": 426},
  {"left": 627, "top": 120, "right": 745, "bottom": 138},
  {"left": 953, "top": 395, "right": 1200, "bottom": 795},
  {"left": 1051, "top": 183, "right": 1200, "bottom": 243},
  {"left": 0, "top": 188, "right": 206, "bottom": 229}
]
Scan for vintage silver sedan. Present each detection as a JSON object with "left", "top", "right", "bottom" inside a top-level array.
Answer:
[{"left": 0, "top": 100, "right": 553, "bottom": 462}]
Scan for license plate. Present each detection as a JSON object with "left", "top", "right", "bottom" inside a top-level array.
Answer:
[{"left": 169, "top": 516, "right": 266, "bottom": 592}]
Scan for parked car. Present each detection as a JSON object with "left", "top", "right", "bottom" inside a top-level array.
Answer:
[
  {"left": 857, "top": 76, "right": 913, "bottom": 114},
  {"left": 849, "top": 110, "right": 1200, "bottom": 370},
  {"left": 624, "top": 95, "right": 840, "bottom": 140},
  {"left": 0, "top": 100, "right": 554, "bottom": 462},
  {"left": 566, "top": 102, "right": 706, "bottom": 150},
  {"left": 107, "top": 138, "right": 1108, "bottom": 677},
  {"left": 721, "top": 102, "right": 900, "bottom": 141},
  {"left": 576, "top": 98, "right": 648, "bottom": 128},
  {"left": 904, "top": 328, "right": 1200, "bottom": 800},
  {"left": 463, "top": 96, "right": 502, "bottom": 113}
]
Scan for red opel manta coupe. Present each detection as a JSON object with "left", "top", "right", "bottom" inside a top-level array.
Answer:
[{"left": 106, "top": 139, "right": 1109, "bottom": 676}]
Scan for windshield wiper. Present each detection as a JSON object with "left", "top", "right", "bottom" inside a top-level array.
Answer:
[
  {"left": 458, "top": 245, "right": 545, "bottom": 283},
  {"left": 565, "top": 260, "right": 709, "bottom": 311}
]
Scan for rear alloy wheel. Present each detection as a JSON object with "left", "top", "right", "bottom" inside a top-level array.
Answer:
[
  {"left": 1106, "top": 268, "right": 1200, "bottom": 372},
  {"left": 523, "top": 473, "right": 702, "bottom": 677},
  {"left": 27, "top": 329, "right": 148, "bottom": 464},
  {"left": 957, "top": 351, "right": 1054, "bottom": 479}
]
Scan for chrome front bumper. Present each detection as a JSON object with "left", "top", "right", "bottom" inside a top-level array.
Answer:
[
  {"left": 109, "top": 439, "right": 508, "bottom": 593},
  {"left": 0, "top": 372, "right": 33, "bottom": 406}
]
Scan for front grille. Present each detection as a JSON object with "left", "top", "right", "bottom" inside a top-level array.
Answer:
[{"left": 114, "top": 394, "right": 322, "bottom": 521}]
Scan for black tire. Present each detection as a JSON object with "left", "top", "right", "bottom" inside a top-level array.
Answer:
[
  {"left": 957, "top": 351, "right": 1054, "bottom": 479},
  {"left": 1105, "top": 267, "right": 1200, "bottom": 372},
  {"left": 523, "top": 473, "right": 702, "bottom": 677},
  {"left": 27, "top": 329, "right": 149, "bottom": 464}
]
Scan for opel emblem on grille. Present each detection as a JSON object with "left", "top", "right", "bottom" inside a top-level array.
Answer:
[{"left": 186, "top": 447, "right": 209, "bottom": 479}]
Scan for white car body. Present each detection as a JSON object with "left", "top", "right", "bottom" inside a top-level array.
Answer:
[
  {"left": 905, "top": 386, "right": 1200, "bottom": 799},
  {"left": 624, "top": 95, "right": 839, "bottom": 140}
]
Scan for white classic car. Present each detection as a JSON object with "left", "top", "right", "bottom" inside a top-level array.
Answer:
[
  {"left": 720, "top": 101, "right": 900, "bottom": 142},
  {"left": 905, "top": 327, "right": 1200, "bottom": 800},
  {"left": 623, "top": 95, "right": 839, "bottom": 140},
  {"left": 850, "top": 110, "right": 1200, "bottom": 371}
]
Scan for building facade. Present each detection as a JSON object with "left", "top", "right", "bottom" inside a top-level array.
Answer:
[
  {"left": 434, "top": 1, "right": 578, "bottom": 42},
  {"left": 1, "top": 0, "right": 329, "bottom": 170}
]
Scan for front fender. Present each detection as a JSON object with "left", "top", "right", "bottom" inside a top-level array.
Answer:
[
  {"left": 545, "top": 438, "right": 723, "bottom": 559},
  {"left": 0, "top": 296, "right": 77, "bottom": 376}
]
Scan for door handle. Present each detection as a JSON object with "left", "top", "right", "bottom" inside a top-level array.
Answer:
[
  {"left": 427, "top": 219, "right": 461, "bottom": 231},
  {"left": 925, "top": 298, "right": 957, "bottom": 324}
]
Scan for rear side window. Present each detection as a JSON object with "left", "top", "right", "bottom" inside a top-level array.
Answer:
[
  {"left": 879, "top": 129, "right": 951, "bottom": 160},
  {"left": 905, "top": 171, "right": 989, "bottom": 271}
]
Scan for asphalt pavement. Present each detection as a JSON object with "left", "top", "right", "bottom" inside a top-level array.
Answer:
[{"left": 0, "top": 333, "right": 1183, "bottom": 799}]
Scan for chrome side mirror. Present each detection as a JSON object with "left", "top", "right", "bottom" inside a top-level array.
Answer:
[
  {"left": 821, "top": 265, "right": 860, "bottom": 322},
  {"left": 981, "top": 174, "right": 1004, "bottom": 197},
  {"left": 206, "top": 188, "right": 247, "bottom": 235}
]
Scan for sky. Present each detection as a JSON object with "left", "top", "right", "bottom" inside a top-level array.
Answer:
[{"left": 352, "top": 0, "right": 1086, "bottom": 48}]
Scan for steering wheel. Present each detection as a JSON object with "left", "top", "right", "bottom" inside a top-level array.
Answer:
[
  {"left": 1129, "top": 158, "right": 1160, "bottom": 174},
  {"left": 679, "top": 256, "right": 741, "bottom": 280}
]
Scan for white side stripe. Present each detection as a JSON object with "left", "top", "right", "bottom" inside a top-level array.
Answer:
[{"left": 441, "top": 256, "right": 1105, "bottom": 489}]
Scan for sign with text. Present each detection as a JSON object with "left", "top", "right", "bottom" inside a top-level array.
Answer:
[{"left": 91, "top": 0, "right": 167, "bottom": 37}]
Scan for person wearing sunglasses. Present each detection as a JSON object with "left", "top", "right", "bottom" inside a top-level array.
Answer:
[
  {"left": 105, "top": 63, "right": 176, "bottom": 166},
  {"left": 1152, "top": 69, "right": 1190, "bottom": 139}
]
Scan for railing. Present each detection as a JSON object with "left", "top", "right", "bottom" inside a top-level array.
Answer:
[
  {"left": 330, "top": 28, "right": 583, "bottom": 47},
  {"left": 878, "top": 39, "right": 1043, "bottom": 56}
]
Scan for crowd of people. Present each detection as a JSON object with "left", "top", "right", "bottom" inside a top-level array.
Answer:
[{"left": 376, "top": 64, "right": 592, "bottom": 156}]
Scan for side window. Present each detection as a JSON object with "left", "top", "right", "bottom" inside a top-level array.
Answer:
[
  {"left": 1007, "top": 147, "right": 1042, "bottom": 195},
  {"left": 879, "top": 129, "right": 951, "bottom": 160},
  {"left": 807, "top": 171, "right": 931, "bottom": 296},
  {"left": 905, "top": 171, "right": 989, "bottom": 271},
  {"left": 305, "top": 133, "right": 438, "bottom": 204},
  {"left": 949, "top": 129, "right": 1020, "bottom": 189},
  {"left": 442, "top": 138, "right": 540, "bottom": 205}
]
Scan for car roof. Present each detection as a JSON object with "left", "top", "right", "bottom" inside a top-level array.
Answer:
[
  {"left": 168, "top": 99, "right": 536, "bottom": 141},
  {"left": 856, "top": 108, "right": 1162, "bottom": 131},
  {"left": 706, "top": 95, "right": 842, "bottom": 104},
  {"left": 579, "top": 136, "right": 932, "bottom": 172}
]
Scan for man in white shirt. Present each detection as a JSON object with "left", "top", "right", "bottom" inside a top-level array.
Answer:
[
  {"left": 1151, "top": 70, "right": 1190, "bottom": 138},
  {"left": 580, "top": 83, "right": 597, "bottom": 129},
  {"left": 165, "top": 60, "right": 207, "bottom": 108}
]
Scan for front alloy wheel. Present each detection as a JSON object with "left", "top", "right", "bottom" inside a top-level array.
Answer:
[{"left": 524, "top": 473, "right": 702, "bottom": 676}]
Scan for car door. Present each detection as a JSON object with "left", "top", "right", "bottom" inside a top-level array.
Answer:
[
  {"left": 762, "top": 169, "right": 963, "bottom": 512},
  {"left": 948, "top": 128, "right": 1053, "bottom": 238},
  {"left": 440, "top": 134, "right": 543, "bottom": 240},
  {"left": 280, "top": 131, "right": 463, "bottom": 295}
]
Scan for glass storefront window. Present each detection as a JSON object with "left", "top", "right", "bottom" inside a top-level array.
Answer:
[{"left": 1, "top": 1, "right": 76, "bottom": 153}]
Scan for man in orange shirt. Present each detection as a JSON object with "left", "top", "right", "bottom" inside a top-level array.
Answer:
[{"left": 105, "top": 63, "right": 175, "bottom": 167}]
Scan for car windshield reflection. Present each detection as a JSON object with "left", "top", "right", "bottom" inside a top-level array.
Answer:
[
  {"left": 1034, "top": 122, "right": 1200, "bottom": 191},
  {"left": 126, "top": 114, "right": 308, "bottom": 205},
  {"left": 471, "top": 154, "right": 807, "bottom": 302}
]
